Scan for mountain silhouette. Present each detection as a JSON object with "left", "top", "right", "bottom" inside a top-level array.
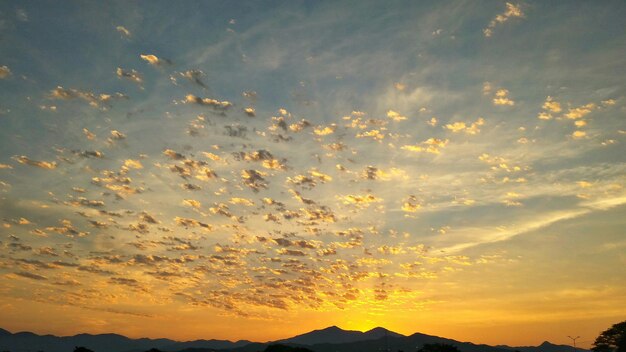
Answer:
[
  {"left": 0, "top": 326, "right": 587, "bottom": 352},
  {"left": 0, "top": 330, "right": 175, "bottom": 352},
  {"left": 270, "top": 333, "right": 581, "bottom": 352},
  {"left": 274, "top": 325, "right": 403, "bottom": 345},
  {"left": 0, "top": 329, "right": 245, "bottom": 352}
]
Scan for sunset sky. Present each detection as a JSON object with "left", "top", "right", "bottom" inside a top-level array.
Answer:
[{"left": 1, "top": 1, "right": 625, "bottom": 349}]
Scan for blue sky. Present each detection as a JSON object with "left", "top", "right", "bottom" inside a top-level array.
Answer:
[{"left": 0, "top": 0, "right": 625, "bottom": 347}]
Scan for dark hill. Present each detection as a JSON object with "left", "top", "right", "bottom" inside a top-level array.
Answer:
[
  {"left": 0, "top": 330, "right": 175, "bottom": 352},
  {"left": 0, "top": 326, "right": 588, "bottom": 352},
  {"left": 274, "top": 325, "right": 403, "bottom": 345}
]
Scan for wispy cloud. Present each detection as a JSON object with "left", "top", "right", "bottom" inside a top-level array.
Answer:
[{"left": 483, "top": 3, "right": 524, "bottom": 37}]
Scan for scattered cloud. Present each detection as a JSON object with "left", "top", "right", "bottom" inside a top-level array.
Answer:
[
  {"left": 564, "top": 103, "right": 595, "bottom": 120},
  {"left": 140, "top": 54, "right": 170, "bottom": 66},
  {"left": 0, "top": 66, "right": 12, "bottom": 79},
  {"left": 444, "top": 117, "right": 485, "bottom": 134},
  {"left": 184, "top": 94, "right": 232, "bottom": 111},
  {"left": 492, "top": 89, "right": 515, "bottom": 106},
  {"left": 14, "top": 271, "right": 47, "bottom": 281},
  {"left": 483, "top": 2, "right": 524, "bottom": 37},
  {"left": 0, "top": 2, "right": 624, "bottom": 340},
  {"left": 48, "top": 86, "right": 127, "bottom": 110},
  {"left": 116, "top": 25, "right": 131, "bottom": 38},
  {"left": 12, "top": 156, "right": 57, "bottom": 169},
  {"left": 117, "top": 67, "right": 143, "bottom": 87}
]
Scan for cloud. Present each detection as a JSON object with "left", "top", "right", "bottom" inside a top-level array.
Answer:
[
  {"left": 174, "top": 217, "right": 211, "bottom": 230},
  {"left": 184, "top": 94, "right": 232, "bottom": 111},
  {"left": 123, "top": 159, "right": 143, "bottom": 169},
  {"left": 53, "top": 279, "right": 81, "bottom": 286},
  {"left": 117, "top": 67, "right": 143, "bottom": 87},
  {"left": 73, "top": 150, "right": 104, "bottom": 159},
  {"left": 182, "top": 199, "right": 202, "bottom": 208},
  {"left": 394, "top": 82, "right": 406, "bottom": 91},
  {"left": 401, "top": 138, "right": 449, "bottom": 154},
  {"left": 109, "top": 277, "right": 139, "bottom": 287},
  {"left": 0, "top": 66, "right": 12, "bottom": 79},
  {"left": 172, "top": 70, "right": 207, "bottom": 88},
  {"left": 37, "top": 247, "right": 58, "bottom": 256},
  {"left": 582, "top": 195, "right": 626, "bottom": 211},
  {"left": 77, "top": 264, "right": 116, "bottom": 275},
  {"left": 44, "top": 219, "right": 89, "bottom": 237},
  {"left": 14, "top": 271, "right": 48, "bottom": 281},
  {"left": 537, "top": 96, "right": 563, "bottom": 120},
  {"left": 377, "top": 245, "right": 405, "bottom": 255},
  {"left": 88, "top": 220, "right": 108, "bottom": 229},
  {"left": 601, "top": 99, "right": 616, "bottom": 106},
  {"left": 313, "top": 124, "right": 336, "bottom": 136},
  {"left": 483, "top": 82, "right": 493, "bottom": 95},
  {"left": 287, "top": 169, "right": 332, "bottom": 189},
  {"left": 1, "top": 1, "right": 625, "bottom": 332},
  {"left": 564, "top": 103, "right": 595, "bottom": 120},
  {"left": 16, "top": 8, "right": 28, "bottom": 22},
  {"left": 356, "top": 129, "right": 385, "bottom": 141},
  {"left": 181, "top": 183, "right": 202, "bottom": 191},
  {"left": 438, "top": 209, "right": 592, "bottom": 253},
  {"left": 230, "top": 197, "right": 255, "bottom": 206},
  {"left": 116, "top": 25, "right": 131, "bottom": 38},
  {"left": 361, "top": 166, "right": 408, "bottom": 181},
  {"left": 241, "top": 169, "right": 268, "bottom": 192},
  {"left": 48, "top": 86, "right": 128, "bottom": 110},
  {"left": 12, "top": 156, "right": 56, "bottom": 169},
  {"left": 110, "top": 130, "right": 126, "bottom": 140},
  {"left": 163, "top": 149, "right": 185, "bottom": 160},
  {"left": 483, "top": 2, "right": 524, "bottom": 37},
  {"left": 543, "top": 96, "right": 562, "bottom": 113},
  {"left": 492, "top": 89, "right": 515, "bottom": 106},
  {"left": 402, "top": 195, "right": 422, "bottom": 213},
  {"left": 444, "top": 117, "right": 485, "bottom": 135},
  {"left": 337, "top": 194, "right": 381, "bottom": 209},
  {"left": 140, "top": 54, "right": 170, "bottom": 66},
  {"left": 285, "top": 119, "right": 311, "bottom": 134},
  {"left": 83, "top": 128, "right": 96, "bottom": 140},
  {"left": 234, "top": 149, "right": 285, "bottom": 169},
  {"left": 571, "top": 130, "right": 587, "bottom": 139},
  {"left": 277, "top": 248, "right": 306, "bottom": 256},
  {"left": 244, "top": 107, "right": 256, "bottom": 117},
  {"left": 387, "top": 110, "right": 407, "bottom": 122}
]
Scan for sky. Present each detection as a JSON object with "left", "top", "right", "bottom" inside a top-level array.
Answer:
[{"left": 0, "top": 0, "right": 625, "bottom": 349}]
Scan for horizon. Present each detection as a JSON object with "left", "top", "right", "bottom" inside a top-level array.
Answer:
[
  {"left": 0, "top": 324, "right": 594, "bottom": 348},
  {"left": 1, "top": 1, "right": 625, "bottom": 351},
  {"left": 0, "top": 322, "right": 608, "bottom": 349}
]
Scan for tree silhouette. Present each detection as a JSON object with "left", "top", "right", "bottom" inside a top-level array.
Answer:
[
  {"left": 264, "top": 344, "right": 314, "bottom": 352},
  {"left": 417, "top": 343, "right": 461, "bottom": 352},
  {"left": 73, "top": 348, "right": 94, "bottom": 352},
  {"left": 592, "top": 321, "right": 626, "bottom": 352}
]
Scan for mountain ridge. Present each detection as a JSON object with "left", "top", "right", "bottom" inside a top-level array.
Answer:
[
  {"left": 0, "top": 326, "right": 588, "bottom": 352},
  {"left": 273, "top": 325, "right": 404, "bottom": 345}
]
